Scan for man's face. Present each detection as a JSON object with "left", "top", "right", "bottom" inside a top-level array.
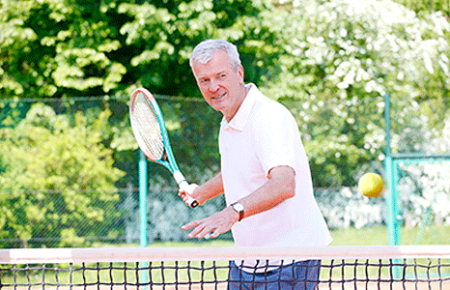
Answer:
[{"left": 192, "top": 50, "right": 245, "bottom": 121}]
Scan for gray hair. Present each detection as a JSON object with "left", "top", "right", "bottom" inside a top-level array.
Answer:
[{"left": 189, "top": 39, "right": 241, "bottom": 70}]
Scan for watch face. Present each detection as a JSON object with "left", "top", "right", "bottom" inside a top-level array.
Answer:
[{"left": 233, "top": 203, "right": 244, "bottom": 212}]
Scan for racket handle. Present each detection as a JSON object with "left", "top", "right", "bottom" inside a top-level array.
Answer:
[
  {"left": 174, "top": 171, "right": 199, "bottom": 208},
  {"left": 185, "top": 193, "right": 199, "bottom": 208}
]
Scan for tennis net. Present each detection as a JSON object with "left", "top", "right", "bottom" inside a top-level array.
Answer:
[{"left": 1, "top": 246, "right": 450, "bottom": 289}]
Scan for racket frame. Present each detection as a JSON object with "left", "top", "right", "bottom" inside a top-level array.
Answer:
[{"left": 130, "top": 88, "right": 198, "bottom": 208}]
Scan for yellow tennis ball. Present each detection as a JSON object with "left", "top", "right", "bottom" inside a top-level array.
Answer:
[{"left": 358, "top": 173, "right": 383, "bottom": 197}]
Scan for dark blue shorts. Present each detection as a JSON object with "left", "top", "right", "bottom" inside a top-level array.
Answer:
[{"left": 227, "top": 260, "right": 321, "bottom": 290}]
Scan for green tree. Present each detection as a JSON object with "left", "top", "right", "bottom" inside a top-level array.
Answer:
[
  {"left": 1, "top": 0, "right": 449, "bottom": 217},
  {"left": 265, "top": 0, "right": 449, "bottom": 187},
  {"left": 0, "top": 0, "right": 283, "bottom": 181},
  {"left": 0, "top": 0, "right": 285, "bottom": 245},
  {"left": 0, "top": 0, "right": 127, "bottom": 98},
  {"left": 0, "top": 103, "right": 125, "bottom": 247},
  {"left": 393, "top": 0, "right": 450, "bottom": 17},
  {"left": 0, "top": 0, "right": 280, "bottom": 100}
]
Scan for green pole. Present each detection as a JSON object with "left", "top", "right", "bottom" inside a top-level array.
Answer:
[
  {"left": 384, "top": 93, "right": 391, "bottom": 159},
  {"left": 139, "top": 151, "right": 148, "bottom": 288},
  {"left": 384, "top": 93, "right": 401, "bottom": 278},
  {"left": 384, "top": 93, "right": 401, "bottom": 245},
  {"left": 391, "top": 160, "right": 401, "bottom": 245},
  {"left": 391, "top": 160, "right": 402, "bottom": 279},
  {"left": 384, "top": 93, "right": 397, "bottom": 245},
  {"left": 385, "top": 156, "right": 395, "bottom": 243},
  {"left": 139, "top": 150, "right": 148, "bottom": 247}
]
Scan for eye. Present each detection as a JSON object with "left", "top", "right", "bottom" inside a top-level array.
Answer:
[{"left": 219, "top": 73, "right": 226, "bottom": 79}]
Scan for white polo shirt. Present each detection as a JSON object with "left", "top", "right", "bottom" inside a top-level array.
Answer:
[{"left": 219, "top": 84, "right": 332, "bottom": 249}]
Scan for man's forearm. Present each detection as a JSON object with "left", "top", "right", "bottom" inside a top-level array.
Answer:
[
  {"left": 194, "top": 172, "right": 224, "bottom": 205},
  {"left": 237, "top": 165, "right": 296, "bottom": 220}
]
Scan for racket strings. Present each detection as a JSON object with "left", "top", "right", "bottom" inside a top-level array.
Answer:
[{"left": 133, "top": 94, "right": 165, "bottom": 160}]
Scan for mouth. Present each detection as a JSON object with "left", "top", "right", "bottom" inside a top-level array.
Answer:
[{"left": 212, "top": 92, "right": 226, "bottom": 101}]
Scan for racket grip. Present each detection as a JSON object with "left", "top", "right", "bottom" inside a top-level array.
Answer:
[
  {"left": 185, "top": 194, "right": 199, "bottom": 208},
  {"left": 174, "top": 171, "right": 199, "bottom": 208}
]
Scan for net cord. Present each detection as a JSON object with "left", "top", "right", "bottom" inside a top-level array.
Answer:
[{"left": 2, "top": 246, "right": 450, "bottom": 265}]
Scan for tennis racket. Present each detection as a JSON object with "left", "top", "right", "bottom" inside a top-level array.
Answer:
[{"left": 129, "top": 87, "right": 198, "bottom": 208}]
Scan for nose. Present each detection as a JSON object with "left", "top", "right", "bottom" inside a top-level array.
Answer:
[{"left": 208, "top": 79, "right": 220, "bottom": 92}]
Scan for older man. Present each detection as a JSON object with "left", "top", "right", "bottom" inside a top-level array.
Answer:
[{"left": 180, "top": 39, "right": 332, "bottom": 290}]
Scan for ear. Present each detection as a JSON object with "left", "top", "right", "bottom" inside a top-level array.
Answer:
[{"left": 237, "top": 65, "right": 244, "bottom": 84}]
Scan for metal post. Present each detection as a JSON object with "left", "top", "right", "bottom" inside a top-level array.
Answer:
[
  {"left": 139, "top": 151, "right": 148, "bottom": 288},
  {"left": 384, "top": 92, "right": 401, "bottom": 279},
  {"left": 139, "top": 150, "right": 148, "bottom": 247},
  {"left": 391, "top": 160, "right": 401, "bottom": 245},
  {"left": 384, "top": 93, "right": 399, "bottom": 245},
  {"left": 385, "top": 156, "right": 394, "bottom": 243},
  {"left": 384, "top": 93, "right": 391, "bottom": 158}
]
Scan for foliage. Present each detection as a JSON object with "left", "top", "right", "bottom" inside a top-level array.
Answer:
[
  {"left": 0, "top": 0, "right": 449, "bottom": 245},
  {"left": 154, "top": 99, "right": 222, "bottom": 183},
  {"left": 0, "top": 0, "right": 126, "bottom": 97},
  {"left": 0, "top": 0, "right": 279, "bottom": 99},
  {"left": 264, "top": 0, "right": 450, "bottom": 187},
  {"left": 0, "top": 0, "right": 283, "bottom": 187},
  {"left": 399, "top": 161, "right": 450, "bottom": 227},
  {"left": 0, "top": 103, "right": 125, "bottom": 247},
  {"left": 392, "top": 0, "right": 450, "bottom": 18},
  {"left": 316, "top": 187, "right": 385, "bottom": 230},
  {"left": 1, "top": 0, "right": 448, "bottom": 185}
]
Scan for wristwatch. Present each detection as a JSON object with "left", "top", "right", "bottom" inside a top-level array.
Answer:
[{"left": 230, "top": 202, "right": 245, "bottom": 221}]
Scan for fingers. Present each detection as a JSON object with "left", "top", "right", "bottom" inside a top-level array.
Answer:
[
  {"left": 179, "top": 193, "right": 198, "bottom": 208},
  {"left": 185, "top": 222, "right": 225, "bottom": 239},
  {"left": 210, "top": 227, "right": 225, "bottom": 239},
  {"left": 181, "top": 220, "right": 208, "bottom": 239},
  {"left": 182, "top": 207, "right": 238, "bottom": 239},
  {"left": 179, "top": 192, "right": 191, "bottom": 205},
  {"left": 178, "top": 183, "right": 200, "bottom": 207},
  {"left": 188, "top": 224, "right": 209, "bottom": 239},
  {"left": 181, "top": 220, "right": 201, "bottom": 231}
]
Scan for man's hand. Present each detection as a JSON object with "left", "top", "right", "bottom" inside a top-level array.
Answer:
[
  {"left": 181, "top": 206, "right": 239, "bottom": 239},
  {"left": 178, "top": 183, "right": 202, "bottom": 206},
  {"left": 178, "top": 172, "right": 225, "bottom": 207}
]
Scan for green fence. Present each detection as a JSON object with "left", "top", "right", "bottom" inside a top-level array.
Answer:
[
  {"left": 1, "top": 96, "right": 449, "bottom": 248},
  {"left": 0, "top": 96, "right": 223, "bottom": 248}
]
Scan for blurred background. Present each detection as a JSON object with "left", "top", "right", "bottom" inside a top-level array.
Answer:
[{"left": 0, "top": 0, "right": 449, "bottom": 248}]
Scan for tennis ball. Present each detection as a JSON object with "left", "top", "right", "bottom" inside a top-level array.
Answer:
[{"left": 358, "top": 173, "right": 383, "bottom": 197}]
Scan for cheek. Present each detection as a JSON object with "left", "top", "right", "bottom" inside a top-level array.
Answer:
[
  {"left": 200, "top": 88, "right": 212, "bottom": 102},
  {"left": 202, "top": 87, "right": 212, "bottom": 95}
]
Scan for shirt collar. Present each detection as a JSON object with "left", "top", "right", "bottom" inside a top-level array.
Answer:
[{"left": 221, "top": 84, "right": 257, "bottom": 131}]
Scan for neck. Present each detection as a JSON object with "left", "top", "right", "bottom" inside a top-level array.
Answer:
[{"left": 224, "top": 84, "right": 250, "bottom": 122}]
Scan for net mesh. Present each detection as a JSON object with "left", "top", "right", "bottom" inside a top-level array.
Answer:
[
  {"left": 132, "top": 92, "right": 165, "bottom": 161},
  {"left": 1, "top": 246, "right": 450, "bottom": 290}
]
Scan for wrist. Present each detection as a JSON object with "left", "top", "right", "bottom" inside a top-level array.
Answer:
[
  {"left": 225, "top": 206, "right": 240, "bottom": 223},
  {"left": 193, "top": 184, "right": 211, "bottom": 206},
  {"left": 230, "top": 202, "right": 245, "bottom": 221}
]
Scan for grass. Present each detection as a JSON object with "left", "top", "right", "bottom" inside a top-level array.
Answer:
[
  {"left": 329, "top": 224, "right": 450, "bottom": 246},
  {"left": 329, "top": 225, "right": 389, "bottom": 246},
  {"left": 90, "top": 224, "right": 450, "bottom": 248},
  {"left": 102, "top": 223, "right": 449, "bottom": 248}
]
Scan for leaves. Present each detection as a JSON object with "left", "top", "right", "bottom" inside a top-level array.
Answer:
[
  {"left": 0, "top": 0, "right": 449, "bottom": 243},
  {"left": 0, "top": 103, "right": 125, "bottom": 247},
  {"left": 263, "top": 0, "right": 450, "bottom": 186}
]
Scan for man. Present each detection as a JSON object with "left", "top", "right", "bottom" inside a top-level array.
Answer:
[{"left": 180, "top": 39, "right": 332, "bottom": 289}]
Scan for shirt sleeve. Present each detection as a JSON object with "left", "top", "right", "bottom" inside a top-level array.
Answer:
[{"left": 253, "top": 105, "right": 300, "bottom": 177}]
